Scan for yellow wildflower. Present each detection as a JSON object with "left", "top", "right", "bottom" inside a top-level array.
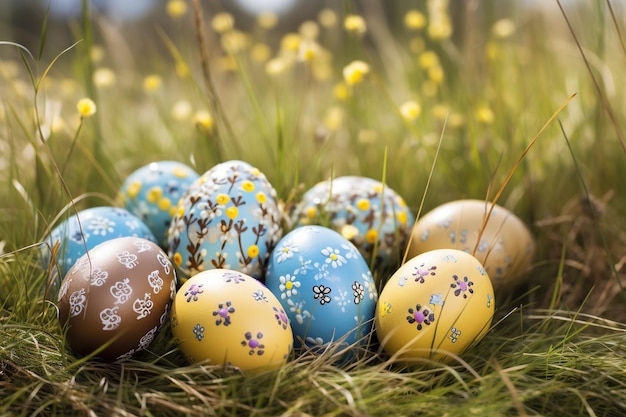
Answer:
[
  {"left": 211, "top": 12, "right": 234, "bottom": 33},
  {"left": 76, "top": 97, "right": 96, "bottom": 118},
  {"left": 300, "top": 20, "right": 320, "bottom": 40},
  {"left": 265, "top": 57, "right": 290, "bottom": 76},
  {"left": 318, "top": 9, "right": 337, "bottom": 28},
  {"left": 298, "top": 39, "right": 320, "bottom": 62},
  {"left": 324, "top": 106, "right": 344, "bottom": 131},
  {"left": 405, "top": 10, "right": 426, "bottom": 30},
  {"left": 221, "top": 30, "right": 249, "bottom": 54},
  {"left": 171, "top": 100, "right": 192, "bottom": 121},
  {"left": 280, "top": 33, "right": 301, "bottom": 52},
  {"left": 90, "top": 45, "right": 105, "bottom": 63},
  {"left": 400, "top": 100, "right": 422, "bottom": 121},
  {"left": 92, "top": 67, "right": 116, "bottom": 88},
  {"left": 428, "top": 20, "right": 453, "bottom": 40},
  {"left": 344, "top": 14, "right": 367, "bottom": 34},
  {"left": 365, "top": 229, "right": 378, "bottom": 244},
  {"left": 428, "top": 65, "right": 444, "bottom": 84},
  {"left": 341, "top": 224, "right": 359, "bottom": 240},
  {"left": 492, "top": 18, "right": 516, "bottom": 39},
  {"left": 143, "top": 74, "right": 162, "bottom": 92},
  {"left": 166, "top": 0, "right": 187, "bottom": 18},
  {"left": 418, "top": 50, "right": 439, "bottom": 69},
  {"left": 251, "top": 43, "right": 271, "bottom": 63},
  {"left": 333, "top": 83, "right": 349, "bottom": 100},
  {"left": 343, "top": 60, "right": 370, "bottom": 86},
  {"left": 176, "top": 60, "right": 190, "bottom": 78},
  {"left": 476, "top": 106, "right": 495, "bottom": 124},
  {"left": 194, "top": 110, "right": 214, "bottom": 131},
  {"left": 257, "top": 12, "right": 278, "bottom": 29}
]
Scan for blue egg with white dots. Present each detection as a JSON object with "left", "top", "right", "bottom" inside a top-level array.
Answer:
[
  {"left": 42, "top": 206, "right": 157, "bottom": 297},
  {"left": 265, "top": 225, "right": 378, "bottom": 353},
  {"left": 118, "top": 161, "right": 200, "bottom": 248}
]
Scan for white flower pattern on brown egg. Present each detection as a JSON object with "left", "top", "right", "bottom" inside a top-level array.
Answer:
[
  {"left": 133, "top": 293, "right": 154, "bottom": 319},
  {"left": 69, "top": 288, "right": 86, "bottom": 316},
  {"left": 100, "top": 307, "right": 122, "bottom": 330},
  {"left": 111, "top": 278, "right": 133, "bottom": 304},
  {"left": 117, "top": 251, "right": 139, "bottom": 269},
  {"left": 147, "top": 270, "right": 164, "bottom": 293}
]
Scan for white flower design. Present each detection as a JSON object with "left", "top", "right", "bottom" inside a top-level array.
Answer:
[
  {"left": 278, "top": 274, "right": 301, "bottom": 299},
  {"left": 287, "top": 298, "right": 312, "bottom": 325},
  {"left": 321, "top": 247, "right": 346, "bottom": 268},
  {"left": 100, "top": 306, "right": 122, "bottom": 331},
  {"left": 87, "top": 216, "right": 115, "bottom": 236},
  {"left": 117, "top": 251, "right": 139, "bottom": 269},
  {"left": 147, "top": 270, "right": 164, "bottom": 294},
  {"left": 133, "top": 239, "right": 153, "bottom": 253},
  {"left": 111, "top": 278, "right": 133, "bottom": 304},
  {"left": 89, "top": 268, "right": 109, "bottom": 286},
  {"left": 69, "top": 288, "right": 86, "bottom": 317},
  {"left": 133, "top": 293, "right": 154, "bottom": 320},
  {"left": 275, "top": 239, "right": 298, "bottom": 263}
]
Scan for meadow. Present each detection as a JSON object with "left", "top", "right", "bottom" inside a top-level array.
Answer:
[{"left": 1, "top": 0, "right": 626, "bottom": 415}]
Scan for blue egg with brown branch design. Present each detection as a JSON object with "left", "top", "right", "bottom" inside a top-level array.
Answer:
[{"left": 167, "top": 160, "right": 283, "bottom": 281}]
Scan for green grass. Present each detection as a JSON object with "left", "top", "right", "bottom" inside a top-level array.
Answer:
[{"left": 1, "top": 0, "right": 626, "bottom": 415}]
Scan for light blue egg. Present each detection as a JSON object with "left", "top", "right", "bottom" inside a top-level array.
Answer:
[
  {"left": 265, "top": 225, "right": 378, "bottom": 352},
  {"left": 43, "top": 206, "right": 158, "bottom": 297},
  {"left": 293, "top": 176, "right": 415, "bottom": 273},
  {"left": 167, "top": 160, "right": 282, "bottom": 280},
  {"left": 119, "top": 161, "right": 200, "bottom": 248}
]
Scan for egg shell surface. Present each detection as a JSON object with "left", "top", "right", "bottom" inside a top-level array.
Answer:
[
  {"left": 375, "top": 249, "right": 494, "bottom": 362},
  {"left": 118, "top": 161, "right": 200, "bottom": 248},
  {"left": 406, "top": 199, "right": 534, "bottom": 292},
  {"left": 44, "top": 207, "right": 158, "bottom": 295},
  {"left": 167, "top": 160, "right": 282, "bottom": 280},
  {"left": 265, "top": 225, "right": 378, "bottom": 350},
  {"left": 57, "top": 237, "right": 177, "bottom": 362},
  {"left": 171, "top": 269, "right": 293, "bottom": 373},
  {"left": 293, "top": 176, "right": 414, "bottom": 272}
]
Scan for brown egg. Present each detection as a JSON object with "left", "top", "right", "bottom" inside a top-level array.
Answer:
[{"left": 57, "top": 237, "right": 177, "bottom": 361}]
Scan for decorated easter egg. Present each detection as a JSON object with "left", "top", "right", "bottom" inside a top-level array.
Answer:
[
  {"left": 57, "top": 237, "right": 177, "bottom": 361},
  {"left": 167, "top": 160, "right": 282, "bottom": 280},
  {"left": 118, "top": 161, "right": 200, "bottom": 248},
  {"left": 265, "top": 225, "right": 378, "bottom": 351},
  {"left": 171, "top": 269, "right": 293, "bottom": 373},
  {"left": 406, "top": 199, "right": 534, "bottom": 292},
  {"left": 375, "top": 249, "right": 494, "bottom": 362},
  {"left": 293, "top": 176, "right": 414, "bottom": 272},
  {"left": 44, "top": 207, "right": 158, "bottom": 295}
]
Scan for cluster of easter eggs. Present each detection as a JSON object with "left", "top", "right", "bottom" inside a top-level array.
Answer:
[{"left": 44, "top": 159, "right": 535, "bottom": 371}]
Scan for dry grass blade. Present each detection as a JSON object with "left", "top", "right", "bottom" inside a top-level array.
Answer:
[
  {"left": 472, "top": 92, "right": 577, "bottom": 257},
  {"left": 557, "top": 0, "right": 626, "bottom": 154}
]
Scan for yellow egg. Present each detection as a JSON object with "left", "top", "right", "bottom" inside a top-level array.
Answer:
[
  {"left": 406, "top": 199, "right": 534, "bottom": 292},
  {"left": 375, "top": 249, "right": 494, "bottom": 362},
  {"left": 171, "top": 269, "right": 293, "bottom": 373}
]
